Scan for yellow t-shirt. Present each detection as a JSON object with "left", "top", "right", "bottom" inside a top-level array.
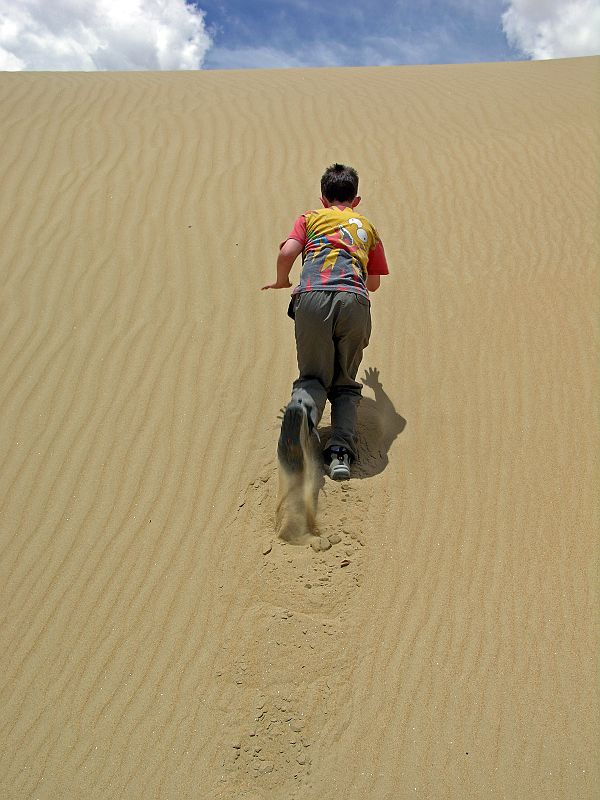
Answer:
[{"left": 284, "top": 205, "right": 387, "bottom": 298}]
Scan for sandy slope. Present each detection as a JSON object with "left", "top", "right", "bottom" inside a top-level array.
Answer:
[{"left": 0, "top": 56, "right": 598, "bottom": 799}]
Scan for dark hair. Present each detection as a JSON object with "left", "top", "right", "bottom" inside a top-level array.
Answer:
[{"left": 320, "top": 163, "right": 359, "bottom": 203}]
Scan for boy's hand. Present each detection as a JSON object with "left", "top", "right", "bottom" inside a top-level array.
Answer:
[
  {"left": 262, "top": 238, "right": 302, "bottom": 291},
  {"left": 261, "top": 279, "right": 292, "bottom": 290}
]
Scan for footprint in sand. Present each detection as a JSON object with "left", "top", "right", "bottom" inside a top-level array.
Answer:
[{"left": 228, "top": 695, "right": 312, "bottom": 788}]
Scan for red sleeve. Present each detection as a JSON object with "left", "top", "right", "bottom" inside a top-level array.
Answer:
[
  {"left": 280, "top": 215, "right": 306, "bottom": 249},
  {"left": 367, "top": 240, "right": 389, "bottom": 275}
]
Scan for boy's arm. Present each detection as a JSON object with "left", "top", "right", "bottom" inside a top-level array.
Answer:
[
  {"left": 261, "top": 238, "right": 303, "bottom": 290},
  {"left": 366, "top": 275, "right": 381, "bottom": 292},
  {"left": 366, "top": 239, "right": 389, "bottom": 293}
]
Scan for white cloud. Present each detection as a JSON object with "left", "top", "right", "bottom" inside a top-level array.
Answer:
[
  {"left": 502, "top": 0, "right": 600, "bottom": 58},
  {"left": 0, "top": 0, "right": 212, "bottom": 71}
]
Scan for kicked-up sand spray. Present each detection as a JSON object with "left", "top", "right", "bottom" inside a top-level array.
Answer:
[{"left": 275, "top": 394, "right": 321, "bottom": 545}]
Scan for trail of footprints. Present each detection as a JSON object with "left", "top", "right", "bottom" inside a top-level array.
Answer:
[{"left": 217, "top": 466, "right": 371, "bottom": 795}]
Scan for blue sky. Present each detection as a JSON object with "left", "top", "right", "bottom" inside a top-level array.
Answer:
[
  {"left": 198, "top": 0, "right": 517, "bottom": 69},
  {"left": 0, "top": 0, "right": 598, "bottom": 71}
]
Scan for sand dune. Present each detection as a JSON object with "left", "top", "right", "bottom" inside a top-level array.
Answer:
[{"left": 0, "top": 56, "right": 598, "bottom": 799}]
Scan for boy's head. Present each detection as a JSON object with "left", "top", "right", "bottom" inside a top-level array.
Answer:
[{"left": 320, "top": 163, "right": 360, "bottom": 207}]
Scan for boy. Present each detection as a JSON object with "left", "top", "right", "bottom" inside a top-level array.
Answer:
[{"left": 262, "top": 163, "right": 389, "bottom": 480}]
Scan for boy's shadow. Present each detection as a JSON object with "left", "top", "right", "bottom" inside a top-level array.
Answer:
[{"left": 319, "top": 367, "right": 406, "bottom": 479}]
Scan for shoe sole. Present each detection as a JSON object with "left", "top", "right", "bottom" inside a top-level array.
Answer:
[
  {"left": 278, "top": 405, "right": 306, "bottom": 472},
  {"left": 329, "top": 462, "right": 350, "bottom": 481}
]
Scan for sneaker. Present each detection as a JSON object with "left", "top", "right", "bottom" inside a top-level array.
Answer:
[
  {"left": 278, "top": 399, "right": 309, "bottom": 473},
  {"left": 328, "top": 447, "right": 350, "bottom": 481}
]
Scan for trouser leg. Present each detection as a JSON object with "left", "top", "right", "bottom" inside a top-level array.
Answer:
[
  {"left": 327, "top": 390, "right": 361, "bottom": 457},
  {"left": 325, "top": 293, "right": 371, "bottom": 461},
  {"left": 292, "top": 292, "right": 334, "bottom": 425}
]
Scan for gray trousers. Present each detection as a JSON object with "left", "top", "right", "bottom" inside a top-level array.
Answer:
[{"left": 291, "top": 290, "right": 371, "bottom": 461}]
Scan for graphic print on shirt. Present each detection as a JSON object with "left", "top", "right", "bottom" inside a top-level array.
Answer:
[
  {"left": 348, "top": 218, "right": 369, "bottom": 243},
  {"left": 319, "top": 219, "right": 363, "bottom": 284},
  {"left": 311, "top": 210, "right": 371, "bottom": 290}
]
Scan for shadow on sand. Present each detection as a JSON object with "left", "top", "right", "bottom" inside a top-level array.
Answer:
[{"left": 318, "top": 367, "right": 407, "bottom": 479}]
